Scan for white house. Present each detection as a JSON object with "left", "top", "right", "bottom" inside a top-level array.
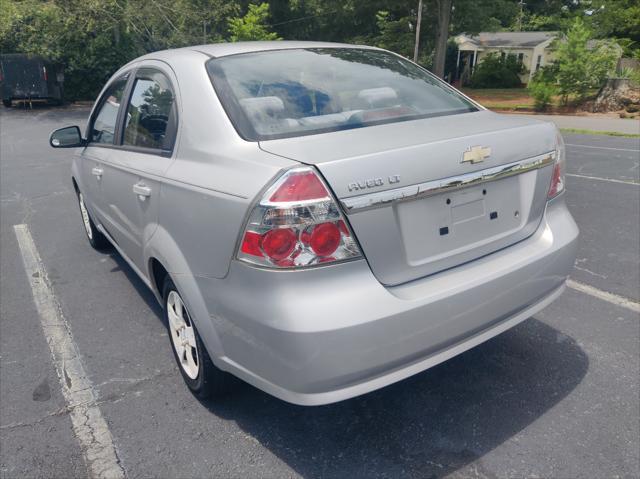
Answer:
[{"left": 454, "top": 31, "right": 558, "bottom": 84}]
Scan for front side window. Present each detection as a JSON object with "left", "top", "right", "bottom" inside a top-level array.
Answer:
[
  {"left": 207, "top": 48, "right": 478, "bottom": 141},
  {"left": 123, "top": 69, "right": 176, "bottom": 150},
  {"left": 91, "top": 75, "right": 128, "bottom": 144}
]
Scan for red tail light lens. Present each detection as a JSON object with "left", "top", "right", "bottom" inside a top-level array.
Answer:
[
  {"left": 548, "top": 163, "right": 564, "bottom": 198},
  {"left": 548, "top": 131, "right": 566, "bottom": 199},
  {"left": 261, "top": 228, "right": 297, "bottom": 260},
  {"left": 269, "top": 170, "right": 329, "bottom": 202},
  {"left": 309, "top": 223, "right": 341, "bottom": 256},
  {"left": 240, "top": 231, "right": 262, "bottom": 256},
  {"left": 237, "top": 167, "right": 362, "bottom": 268}
]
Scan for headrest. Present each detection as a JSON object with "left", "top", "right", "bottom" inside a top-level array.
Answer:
[
  {"left": 240, "top": 96, "right": 284, "bottom": 116},
  {"left": 357, "top": 87, "right": 398, "bottom": 107}
]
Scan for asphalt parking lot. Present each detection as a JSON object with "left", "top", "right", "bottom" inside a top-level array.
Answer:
[{"left": 1, "top": 106, "right": 638, "bottom": 479}]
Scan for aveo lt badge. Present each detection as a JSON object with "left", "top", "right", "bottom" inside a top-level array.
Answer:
[{"left": 348, "top": 175, "right": 401, "bottom": 192}]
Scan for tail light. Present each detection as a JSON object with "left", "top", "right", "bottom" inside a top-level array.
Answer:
[
  {"left": 548, "top": 130, "right": 566, "bottom": 199},
  {"left": 237, "top": 167, "right": 362, "bottom": 268},
  {"left": 42, "top": 66, "right": 48, "bottom": 82}
]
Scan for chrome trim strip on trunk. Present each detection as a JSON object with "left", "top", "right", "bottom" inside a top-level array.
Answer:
[{"left": 340, "top": 151, "right": 555, "bottom": 213}]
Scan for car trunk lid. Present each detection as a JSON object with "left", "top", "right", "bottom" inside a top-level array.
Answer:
[{"left": 259, "top": 110, "right": 557, "bottom": 285}]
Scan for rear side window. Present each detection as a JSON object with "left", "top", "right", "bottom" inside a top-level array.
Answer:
[
  {"left": 207, "top": 48, "right": 478, "bottom": 141},
  {"left": 123, "top": 69, "right": 176, "bottom": 151},
  {"left": 91, "top": 75, "right": 128, "bottom": 144}
]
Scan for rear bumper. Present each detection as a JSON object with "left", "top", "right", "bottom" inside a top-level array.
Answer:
[{"left": 196, "top": 197, "right": 578, "bottom": 405}]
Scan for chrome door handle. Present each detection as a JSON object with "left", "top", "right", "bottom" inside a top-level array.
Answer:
[
  {"left": 133, "top": 182, "right": 152, "bottom": 199},
  {"left": 91, "top": 167, "right": 103, "bottom": 178}
]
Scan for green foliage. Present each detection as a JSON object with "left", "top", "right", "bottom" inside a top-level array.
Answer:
[
  {"left": 469, "top": 53, "right": 525, "bottom": 88},
  {"left": 520, "top": 13, "right": 566, "bottom": 31},
  {"left": 554, "top": 18, "right": 619, "bottom": 103},
  {"left": 0, "top": 0, "right": 243, "bottom": 100},
  {"left": 121, "top": 0, "right": 239, "bottom": 50},
  {"left": 452, "top": 0, "right": 519, "bottom": 35},
  {"left": 615, "top": 67, "right": 640, "bottom": 85},
  {"left": 586, "top": 0, "right": 639, "bottom": 53},
  {"left": 228, "top": 3, "right": 280, "bottom": 42},
  {"left": 372, "top": 10, "right": 415, "bottom": 60},
  {"left": 1, "top": 0, "right": 638, "bottom": 101},
  {"left": 527, "top": 72, "right": 557, "bottom": 111},
  {"left": 0, "top": 0, "right": 140, "bottom": 100}
]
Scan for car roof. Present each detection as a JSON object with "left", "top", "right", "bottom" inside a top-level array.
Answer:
[{"left": 135, "top": 40, "right": 380, "bottom": 62}]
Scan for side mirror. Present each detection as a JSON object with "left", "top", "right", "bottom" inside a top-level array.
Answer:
[{"left": 49, "top": 126, "right": 85, "bottom": 148}]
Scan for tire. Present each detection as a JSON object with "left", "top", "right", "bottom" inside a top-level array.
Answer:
[
  {"left": 2, "top": 99, "right": 11, "bottom": 108},
  {"left": 163, "top": 276, "right": 231, "bottom": 399},
  {"left": 76, "top": 190, "right": 110, "bottom": 249}
]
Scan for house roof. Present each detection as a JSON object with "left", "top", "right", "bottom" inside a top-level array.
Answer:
[{"left": 457, "top": 31, "right": 558, "bottom": 49}]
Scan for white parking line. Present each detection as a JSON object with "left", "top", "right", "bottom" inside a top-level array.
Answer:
[
  {"left": 566, "top": 173, "right": 639, "bottom": 185},
  {"left": 567, "top": 279, "right": 640, "bottom": 314},
  {"left": 566, "top": 143, "right": 639, "bottom": 153},
  {"left": 13, "top": 224, "right": 125, "bottom": 479}
]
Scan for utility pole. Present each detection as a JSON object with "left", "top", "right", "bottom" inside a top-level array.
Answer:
[
  {"left": 517, "top": 0, "right": 526, "bottom": 31},
  {"left": 413, "top": 0, "right": 423, "bottom": 62}
]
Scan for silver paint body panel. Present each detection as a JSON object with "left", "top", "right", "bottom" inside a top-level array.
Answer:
[{"left": 70, "top": 41, "right": 579, "bottom": 405}]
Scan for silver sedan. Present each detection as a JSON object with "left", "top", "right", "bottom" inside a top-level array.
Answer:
[{"left": 50, "top": 41, "right": 578, "bottom": 405}]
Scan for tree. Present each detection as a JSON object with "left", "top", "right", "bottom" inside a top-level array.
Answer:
[
  {"left": 0, "top": 0, "right": 246, "bottom": 99},
  {"left": 433, "top": 0, "right": 521, "bottom": 78},
  {"left": 554, "top": 18, "right": 619, "bottom": 104},
  {"left": 0, "top": 0, "right": 140, "bottom": 100},
  {"left": 586, "top": 0, "right": 640, "bottom": 56},
  {"left": 432, "top": 0, "right": 452, "bottom": 78},
  {"left": 228, "top": 3, "right": 280, "bottom": 42},
  {"left": 372, "top": 10, "right": 416, "bottom": 60}
]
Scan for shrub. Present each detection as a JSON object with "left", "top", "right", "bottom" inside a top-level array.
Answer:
[
  {"left": 617, "top": 67, "right": 640, "bottom": 86},
  {"left": 469, "top": 53, "right": 526, "bottom": 88},
  {"left": 528, "top": 77, "right": 556, "bottom": 111},
  {"left": 554, "top": 18, "right": 619, "bottom": 104}
]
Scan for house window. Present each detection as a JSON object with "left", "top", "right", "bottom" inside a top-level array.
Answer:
[
  {"left": 517, "top": 53, "right": 524, "bottom": 64},
  {"left": 536, "top": 54, "right": 542, "bottom": 71}
]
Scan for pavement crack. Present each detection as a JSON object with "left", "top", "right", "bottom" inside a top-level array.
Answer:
[
  {"left": 573, "top": 264, "right": 608, "bottom": 279},
  {"left": 0, "top": 406, "right": 71, "bottom": 431}
]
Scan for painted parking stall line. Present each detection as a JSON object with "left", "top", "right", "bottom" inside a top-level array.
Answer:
[
  {"left": 566, "top": 143, "right": 640, "bottom": 153},
  {"left": 566, "top": 173, "right": 639, "bottom": 185},
  {"left": 13, "top": 224, "right": 125, "bottom": 479},
  {"left": 567, "top": 279, "right": 640, "bottom": 314}
]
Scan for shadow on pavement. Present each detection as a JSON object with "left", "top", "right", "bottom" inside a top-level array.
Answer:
[{"left": 203, "top": 318, "right": 588, "bottom": 478}]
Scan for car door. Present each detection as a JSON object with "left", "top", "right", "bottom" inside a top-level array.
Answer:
[
  {"left": 98, "top": 64, "right": 178, "bottom": 274},
  {"left": 80, "top": 73, "right": 131, "bottom": 228}
]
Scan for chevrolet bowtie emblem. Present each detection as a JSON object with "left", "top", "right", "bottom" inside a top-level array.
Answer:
[{"left": 462, "top": 146, "right": 491, "bottom": 164}]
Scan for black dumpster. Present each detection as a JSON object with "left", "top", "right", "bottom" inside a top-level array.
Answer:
[{"left": 0, "top": 54, "right": 64, "bottom": 107}]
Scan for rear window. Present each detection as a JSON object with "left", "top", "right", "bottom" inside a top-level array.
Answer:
[{"left": 206, "top": 48, "right": 478, "bottom": 141}]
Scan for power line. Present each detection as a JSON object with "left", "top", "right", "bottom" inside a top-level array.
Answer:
[{"left": 267, "top": 9, "right": 339, "bottom": 28}]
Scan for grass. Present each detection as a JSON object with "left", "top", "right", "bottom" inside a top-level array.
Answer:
[
  {"left": 462, "top": 88, "right": 530, "bottom": 100},
  {"left": 462, "top": 88, "right": 536, "bottom": 110},
  {"left": 474, "top": 103, "right": 533, "bottom": 111},
  {"left": 559, "top": 128, "right": 640, "bottom": 138},
  {"left": 461, "top": 87, "right": 602, "bottom": 112}
]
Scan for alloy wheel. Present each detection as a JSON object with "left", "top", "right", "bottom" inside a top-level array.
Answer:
[
  {"left": 78, "top": 193, "right": 93, "bottom": 240},
  {"left": 166, "top": 291, "right": 199, "bottom": 379}
]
